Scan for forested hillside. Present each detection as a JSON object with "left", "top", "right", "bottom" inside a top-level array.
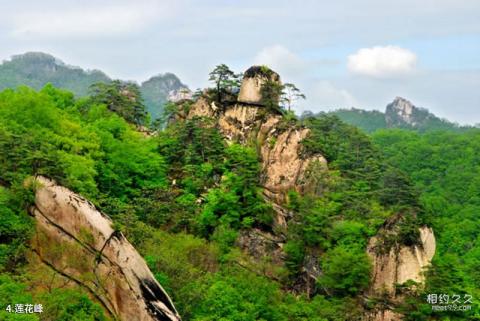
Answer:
[
  {"left": 0, "top": 52, "right": 188, "bottom": 121},
  {"left": 329, "top": 97, "right": 475, "bottom": 133},
  {"left": 373, "top": 129, "right": 480, "bottom": 319},
  {"left": 0, "top": 64, "right": 478, "bottom": 320},
  {"left": 0, "top": 52, "right": 110, "bottom": 96}
]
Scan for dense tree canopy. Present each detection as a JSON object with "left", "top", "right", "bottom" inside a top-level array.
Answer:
[{"left": 0, "top": 82, "right": 478, "bottom": 321}]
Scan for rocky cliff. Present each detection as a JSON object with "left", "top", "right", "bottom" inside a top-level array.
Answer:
[
  {"left": 186, "top": 66, "right": 327, "bottom": 227},
  {"left": 385, "top": 96, "right": 440, "bottom": 129},
  {"left": 365, "top": 222, "right": 436, "bottom": 321},
  {"left": 28, "top": 176, "right": 181, "bottom": 321},
  {"left": 182, "top": 67, "right": 436, "bottom": 317}
]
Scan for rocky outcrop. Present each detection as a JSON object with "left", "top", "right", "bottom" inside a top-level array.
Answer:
[
  {"left": 236, "top": 228, "right": 285, "bottom": 265},
  {"left": 385, "top": 96, "right": 439, "bottom": 128},
  {"left": 186, "top": 66, "right": 327, "bottom": 227},
  {"left": 365, "top": 225, "right": 435, "bottom": 321},
  {"left": 365, "top": 310, "right": 403, "bottom": 321},
  {"left": 386, "top": 97, "right": 415, "bottom": 125},
  {"left": 28, "top": 176, "right": 181, "bottom": 321},
  {"left": 237, "top": 66, "right": 281, "bottom": 105},
  {"left": 367, "top": 226, "right": 435, "bottom": 296}
]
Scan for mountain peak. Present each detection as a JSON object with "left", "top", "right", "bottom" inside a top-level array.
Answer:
[
  {"left": 386, "top": 96, "right": 416, "bottom": 125},
  {"left": 9, "top": 52, "right": 66, "bottom": 67}
]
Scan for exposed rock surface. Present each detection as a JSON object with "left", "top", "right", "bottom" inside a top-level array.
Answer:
[
  {"left": 385, "top": 96, "right": 439, "bottom": 128},
  {"left": 386, "top": 97, "right": 414, "bottom": 125},
  {"left": 364, "top": 225, "right": 435, "bottom": 320},
  {"left": 365, "top": 310, "right": 403, "bottom": 321},
  {"left": 367, "top": 226, "right": 435, "bottom": 296},
  {"left": 237, "top": 66, "right": 281, "bottom": 105},
  {"left": 29, "top": 176, "right": 181, "bottom": 321},
  {"left": 236, "top": 228, "right": 285, "bottom": 265},
  {"left": 186, "top": 66, "right": 327, "bottom": 227}
]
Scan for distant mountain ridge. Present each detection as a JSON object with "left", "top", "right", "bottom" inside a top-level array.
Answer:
[
  {"left": 329, "top": 97, "right": 474, "bottom": 133},
  {"left": 0, "top": 52, "right": 189, "bottom": 119}
]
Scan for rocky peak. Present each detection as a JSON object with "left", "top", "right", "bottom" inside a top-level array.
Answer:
[
  {"left": 385, "top": 96, "right": 415, "bottom": 124},
  {"left": 237, "top": 65, "right": 281, "bottom": 105},
  {"left": 186, "top": 66, "right": 326, "bottom": 227}
]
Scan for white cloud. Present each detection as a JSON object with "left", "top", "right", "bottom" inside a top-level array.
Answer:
[
  {"left": 9, "top": 1, "right": 173, "bottom": 38},
  {"left": 347, "top": 46, "right": 417, "bottom": 78},
  {"left": 253, "top": 45, "right": 307, "bottom": 79},
  {"left": 252, "top": 45, "right": 358, "bottom": 112}
]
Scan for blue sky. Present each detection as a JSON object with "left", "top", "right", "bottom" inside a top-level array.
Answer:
[{"left": 0, "top": 0, "right": 479, "bottom": 124}]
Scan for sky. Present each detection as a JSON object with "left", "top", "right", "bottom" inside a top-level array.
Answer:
[{"left": 0, "top": 0, "right": 479, "bottom": 124}]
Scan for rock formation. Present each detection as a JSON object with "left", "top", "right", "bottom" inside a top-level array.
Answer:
[
  {"left": 28, "top": 176, "right": 181, "bottom": 321},
  {"left": 367, "top": 226, "right": 435, "bottom": 296},
  {"left": 386, "top": 97, "right": 415, "bottom": 125},
  {"left": 385, "top": 96, "right": 438, "bottom": 128},
  {"left": 237, "top": 66, "right": 281, "bottom": 105},
  {"left": 186, "top": 66, "right": 327, "bottom": 227},
  {"left": 365, "top": 222, "right": 436, "bottom": 321}
]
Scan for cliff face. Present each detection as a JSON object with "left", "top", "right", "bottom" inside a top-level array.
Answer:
[
  {"left": 187, "top": 66, "right": 327, "bottom": 227},
  {"left": 28, "top": 176, "right": 181, "bottom": 321},
  {"left": 385, "top": 96, "right": 439, "bottom": 129},
  {"left": 184, "top": 67, "right": 436, "bottom": 316},
  {"left": 365, "top": 225, "right": 436, "bottom": 321},
  {"left": 367, "top": 226, "right": 435, "bottom": 296}
]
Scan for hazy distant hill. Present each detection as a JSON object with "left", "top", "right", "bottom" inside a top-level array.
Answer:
[
  {"left": 0, "top": 52, "right": 188, "bottom": 119},
  {"left": 141, "top": 73, "right": 189, "bottom": 120},
  {"left": 0, "top": 52, "right": 110, "bottom": 96},
  {"left": 329, "top": 97, "right": 473, "bottom": 133}
]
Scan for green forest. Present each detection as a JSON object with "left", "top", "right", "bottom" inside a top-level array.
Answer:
[{"left": 0, "top": 72, "right": 479, "bottom": 321}]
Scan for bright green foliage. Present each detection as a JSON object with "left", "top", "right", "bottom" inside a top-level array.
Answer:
[
  {"left": 37, "top": 289, "right": 108, "bottom": 321},
  {"left": 373, "top": 129, "right": 480, "bottom": 320},
  {"left": 1, "top": 80, "right": 478, "bottom": 321},
  {"left": 141, "top": 230, "right": 353, "bottom": 321},
  {"left": 191, "top": 271, "right": 284, "bottom": 321},
  {"left": 0, "top": 187, "right": 33, "bottom": 272},
  {"left": 199, "top": 144, "right": 273, "bottom": 234},
  {"left": 328, "top": 108, "right": 387, "bottom": 133},
  {"left": 90, "top": 80, "right": 148, "bottom": 126},
  {"left": 318, "top": 245, "right": 371, "bottom": 296},
  {"left": 0, "top": 275, "right": 38, "bottom": 321},
  {"left": 302, "top": 114, "right": 382, "bottom": 185},
  {"left": 157, "top": 118, "right": 272, "bottom": 235},
  {"left": 0, "top": 275, "right": 109, "bottom": 321},
  {"left": 0, "top": 84, "right": 167, "bottom": 320}
]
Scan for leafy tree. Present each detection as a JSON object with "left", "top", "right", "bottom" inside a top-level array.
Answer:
[
  {"left": 260, "top": 79, "right": 284, "bottom": 114},
  {"left": 281, "top": 83, "right": 306, "bottom": 111},
  {"left": 318, "top": 245, "right": 371, "bottom": 296},
  {"left": 90, "top": 80, "right": 148, "bottom": 125},
  {"left": 208, "top": 64, "right": 241, "bottom": 103}
]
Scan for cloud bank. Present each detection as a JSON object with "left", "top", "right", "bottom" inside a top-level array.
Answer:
[{"left": 347, "top": 46, "right": 417, "bottom": 78}]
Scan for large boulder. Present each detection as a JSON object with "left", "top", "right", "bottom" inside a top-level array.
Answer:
[
  {"left": 29, "top": 176, "right": 181, "bottom": 321},
  {"left": 237, "top": 66, "right": 281, "bottom": 105}
]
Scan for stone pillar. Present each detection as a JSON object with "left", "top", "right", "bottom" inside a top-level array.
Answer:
[{"left": 237, "top": 66, "right": 281, "bottom": 105}]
